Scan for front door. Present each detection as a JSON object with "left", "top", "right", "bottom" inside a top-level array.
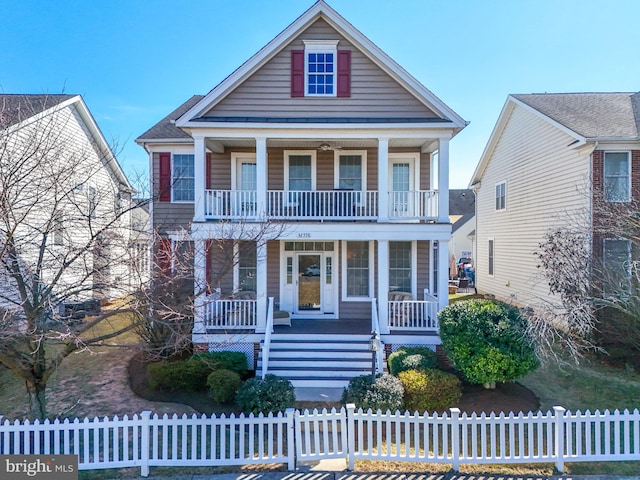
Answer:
[{"left": 297, "top": 253, "right": 322, "bottom": 313}]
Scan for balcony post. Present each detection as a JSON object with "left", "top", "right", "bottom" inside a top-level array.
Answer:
[
  {"left": 437, "top": 137, "right": 450, "bottom": 223},
  {"left": 438, "top": 239, "right": 449, "bottom": 312},
  {"left": 377, "top": 239, "right": 390, "bottom": 334},
  {"left": 194, "top": 135, "right": 206, "bottom": 222},
  {"left": 256, "top": 137, "right": 267, "bottom": 218},
  {"left": 377, "top": 138, "right": 389, "bottom": 222},
  {"left": 255, "top": 240, "right": 268, "bottom": 333}
]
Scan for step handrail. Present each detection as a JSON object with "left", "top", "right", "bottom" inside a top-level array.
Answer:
[
  {"left": 370, "top": 298, "right": 384, "bottom": 375},
  {"left": 261, "top": 297, "right": 275, "bottom": 379}
]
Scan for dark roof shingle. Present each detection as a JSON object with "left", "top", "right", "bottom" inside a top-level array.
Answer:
[
  {"left": 0, "top": 94, "right": 76, "bottom": 128},
  {"left": 512, "top": 92, "right": 639, "bottom": 139},
  {"left": 136, "top": 96, "right": 204, "bottom": 141}
]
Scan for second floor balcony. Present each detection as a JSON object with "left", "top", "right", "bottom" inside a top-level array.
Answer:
[{"left": 204, "top": 189, "right": 439, "bottom": 221}]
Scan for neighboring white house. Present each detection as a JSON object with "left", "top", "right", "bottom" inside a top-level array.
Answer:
[
  {"left": 470, "top": 92, "right": 640, "bottom": 306},
  {"left": 0, "top": 94, "right": 136, "bottom": 314},
  {"left": 448, "top": 189, "right": 475, "bottom": 276},
  {"left": 137, "top": 0, "right": 467, "bottom": 389}
]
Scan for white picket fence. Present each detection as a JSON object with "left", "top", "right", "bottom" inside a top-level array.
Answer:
[{"left": 1, "top": 405, "right": 639, "bottom": 476}]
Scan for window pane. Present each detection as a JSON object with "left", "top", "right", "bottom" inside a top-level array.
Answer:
[
  {"left": 306, "top": 51, "right": 335, "bottom": 96},
  {"left": 604, "top": 152, "right": 630, "bottom": 202},
  {"left": 289, "top": 155, "right": 312, "bottom": 191},
  {"left": 339, "top": 155, "right": 362, "bottom": 190},
  {"left": 389, "top": 241, "right": 411, "bottom": 292},
  {"left": 240, "top": 163, "right": 256, "bottom": 190},
  {"left": 239, "top": 241, "right": 257, "bottom": 292},
  {"left": 603, "top": 239, "right": 630, "bottom": 294},
  {"left": 346, "top": 241, "right": 369, "bottom": 297},
  {"left": 488, "top": 240, "right": 494, "bottom": 276},
  {"left": 173, "top": 154, "right": 194, "bottom": 201}
]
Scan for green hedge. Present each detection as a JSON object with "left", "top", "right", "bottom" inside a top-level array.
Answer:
[
  {"left": 387, "top": 346, "right": 438, "bottom": 376},
  {"left": 398, "top": 368, "right": 461, "bottom": 412},
  {"left": 207, "top": 369, "right": 242, "bottom": 404},
  {"left": 438, "top": 299, "right": 539, "bottom": 385},
  {"left": 146, "top": 351, "right": 248, "bottom": 392},
  {"left": 342, "top": 374, "right": 404, "bottom": 412},
  {"left": 235, "top": 375, "right": 295, "bottom": 414}
]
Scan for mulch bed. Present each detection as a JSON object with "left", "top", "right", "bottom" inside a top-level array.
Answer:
[{"left": 129, "top": 353, "right": 539, "bottom": 415}]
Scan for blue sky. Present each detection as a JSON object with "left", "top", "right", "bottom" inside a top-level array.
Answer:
[{"left": 2, "top": 0, "right": 639, "bottom": 188}]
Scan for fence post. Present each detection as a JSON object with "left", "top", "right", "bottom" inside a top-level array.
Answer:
[
  {"left": 286, "top": 408, "right": 296, "bottom": 471},
  {"left": 553, "top": 405, "right": 566, "bottom": 473},
  {"left": 346, "top": 403, "right": 356, "bottom": 470},
  {"left": 450, "top": 408, "right": 461, "bottom": 472},
  {"left": 140, "top": 411, "right": 151, "bottom": 478}
]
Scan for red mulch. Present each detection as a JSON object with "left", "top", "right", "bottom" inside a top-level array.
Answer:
[{"left": 129, "top": 353, "right": 539, "bottom": 414}]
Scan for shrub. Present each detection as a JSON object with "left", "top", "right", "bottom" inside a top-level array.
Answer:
[
  {"left": 398, "top": 368, "right": 461, "bottom": 412},
  {"left": 388, "top": 346, "right": 438, "bottom": 375},
  {"left": 146, "top": 351, "right": 248, "bottom": 392},
  {"left": 438, "top": 299, "right": 539, "bottom": 386},
  {"left": 235, "top": 375, "right": 295, "bottom": 414},
  {"left": 342, "top": 374, "right": 404, "bottom": 412},
  {"left": 206, "top": 369, "right": 242, "bottom": 403}
]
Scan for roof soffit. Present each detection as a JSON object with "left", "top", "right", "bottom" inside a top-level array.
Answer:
[{"left": 176, "top": 1, "right": 466, "bottom": 130}]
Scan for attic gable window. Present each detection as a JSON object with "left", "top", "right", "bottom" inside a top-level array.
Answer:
[{"left": 292, "top": 40, "right": 350, "bottom": 98}]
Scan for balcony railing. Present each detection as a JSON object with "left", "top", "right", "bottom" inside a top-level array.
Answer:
[
  {"left": 203, "top": 189, "right": 438, "bottom": 221},
  {"left": 387, "top": 299, "right": 439, "bottom": 331},
  {"left": 205, "top": 298, "right": 257, "bottom": 329}
]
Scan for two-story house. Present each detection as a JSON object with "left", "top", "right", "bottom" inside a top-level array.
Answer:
[
  {"left": 137, "top": 1, "right": 466, "bottom": 389},
  {"left": 470, "top": 92, "right": 640, "bottom": 309}
]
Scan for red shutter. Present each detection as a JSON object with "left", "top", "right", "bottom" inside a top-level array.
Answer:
[
  {"left": 337, "top": 50, "right": 351, "bottom": 97},
  {"left": 291, "top": 50, "right": 305, "bottom": 97},
  {"left": 206, "top": 153, "right": 212, "bottom": 190},
  {"left": 158, "top": 153, "right": 171, "bottom": 202},
  {"left": 205, "top": 239, "right": 213, "bottom": 294},
  {"left": 157, "top": 237, "right": 172, "bottom": 275}
]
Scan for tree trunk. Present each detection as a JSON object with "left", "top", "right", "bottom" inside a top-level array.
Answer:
[{"left": 25, "top": 378, "right": 47, "bottom": 419}]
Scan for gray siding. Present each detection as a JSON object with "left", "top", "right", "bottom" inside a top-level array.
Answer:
[
  {"left": 417, "top": 240, "right": 430, "bottom": 294},
  {"left": 267, "top": 240, "right": 280, "bottom": 300},
  {"left": 205, "top": 19, "right": 439, "bottom": 119}
]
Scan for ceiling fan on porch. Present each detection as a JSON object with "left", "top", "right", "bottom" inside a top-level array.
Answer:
[{"left": 318, "top": 142, "right": 343, "bottom": 151}]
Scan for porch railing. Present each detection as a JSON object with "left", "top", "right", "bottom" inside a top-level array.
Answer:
[
  {"left": 387, "top": 298, "right": 439, "bottom": 331},
  {"left": 388, "top": 190, "right": 438, "bottom": 219},
  {"left": 205, "top": 298, "right": 257, "bottom": 329},
  {"left": 204, "top": 189, "right": 438, "bottom": 221}
]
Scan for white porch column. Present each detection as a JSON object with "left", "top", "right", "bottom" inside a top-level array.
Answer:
[
  {"left": 377, "top": 138, "right": 389, "bottom": 222},
  {"left": 437, "top": 137, "right": 450, "bottom": 223},
  {"left": 255, "top": 137, "right": 267, "bottom": 218},
  {"left": 438, "top": 239, "right": 449, "bottom": 312},
  {"left": 254, "top": 240, "right": 268, "bottom": 333},
  {"left": 194, "top": 135, "right": 206, "bottom": 222},
  {"left": 193, "top": 238, "right": 207, "bottom": 334},
  {"left": 377, "top": 239, "right": 390, "bottom": 334}
]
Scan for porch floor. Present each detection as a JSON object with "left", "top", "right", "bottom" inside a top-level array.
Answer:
[{"left": 273, "top": 318, "right": 438, "bottom": 336}]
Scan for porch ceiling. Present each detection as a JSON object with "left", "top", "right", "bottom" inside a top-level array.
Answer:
[{"left": 205, "top": 138, "right": 430, "bottom": 150}]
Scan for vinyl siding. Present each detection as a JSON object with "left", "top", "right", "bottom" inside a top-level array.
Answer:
[
  {"left": 204, "top": 19, "right": 439, "bottom": 119},
  {"left": 475, "top": 104, "right": 591, "bottom": 305}
]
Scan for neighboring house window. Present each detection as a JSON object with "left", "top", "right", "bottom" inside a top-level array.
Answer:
[
  {"left": 238, "top": 241, "right": 257, "bottom": 292},
  {"left": 488, "top": 238, "right": 495, "bottom": 276},
  {"left": 604, "top": 152, "right": 630, "bottom": 202},
  {"left": 172, "top": 154, "right": 195, "bottom": 202},
  {"left": 53, "top": 213, "right": 64, "bottom": 246},
  {"left": 344, "top": 240, "right": 371, "bottom": 298},
  {"left": 495, "top": 182, "right": 506, "bottom": 210},
  {"left": 603, "top": 238, "right": 631, "bottom": 295},
  {"left": 389, "top": 241, "right": 412, "bottom": 293},
  {"left": 291, "top": 42, "right": 351, "bottom": 97}
]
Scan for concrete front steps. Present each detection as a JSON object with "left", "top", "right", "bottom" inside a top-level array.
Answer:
[{"left": 257, "top": 334, "right": 378, "bottom": 389}]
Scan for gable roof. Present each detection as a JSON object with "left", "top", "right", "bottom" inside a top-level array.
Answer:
[
  {"left": 470, "top": 92, "right": 640, "bottom": 186},
  {"left": 175, "top": 0, "right": 466, "bottom": 132},
  {"left": 512, "top": 92, "right": 639, "bottom": 139},
  {"left": 1, "top": 94, "right": 132, "bottom": 190},
  {"left": 449, "top": 189, "right": 475, "bottom": 216},
  {"left": 137, "top": 95, "right": 204, "bottom": 142},
  {"left": 0, "top": 94, "right": 75, "bottom": 128}
]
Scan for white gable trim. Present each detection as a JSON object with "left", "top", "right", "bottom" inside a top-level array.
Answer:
[
  {"left": 175, "top": 1, "right": 466, "bottom": 131},
  {"left": 469, "top": 96, "right": 585, "bottom": 187}
]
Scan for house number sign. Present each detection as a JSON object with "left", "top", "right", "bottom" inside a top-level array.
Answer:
[{"left": 297, "top": 233, "right": 311, "bottom": 238}]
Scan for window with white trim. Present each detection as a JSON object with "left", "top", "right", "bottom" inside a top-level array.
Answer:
[
  {"left": 389, "top": 241, "right": 412, "bottom": 293},
  {"left": 603, "top": 238, "right": 631, "bottom": 295},
  {"left": 172, "top": 154, "right": 195, "bottom": 202},
  {"left": 495, "top": 182, "right": 506, "bottom": 211},
  {"left": 304, "top": 40, "right": 338, "bottom": 96},
  {"left": 344, "top": 241, "right": 371, "bottom": 298},
  {"left": 238, "top": 241, "right": 257, "bottom": 292},
  {"left": 604, "top": 152, "right": 630, "bottom": 202},
  {"left": 488, "top": 238, "right": 495, "bottom": 276}
]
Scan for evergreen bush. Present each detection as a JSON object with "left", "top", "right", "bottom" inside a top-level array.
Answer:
[
  {"left": 206, "top": 369, "right": 242, "bottom": 403},
  {"left": 398, "top": 368, "right": 461, "bottom": 412},
  {"left": 235, "top": 374, "right": 295, "bottom": 414},
  {"left": 387, "top": 346, "right": 438, "bottom": 375},
  {"left": 342, "top": 374, "right": 404, "bottom": 412}
]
